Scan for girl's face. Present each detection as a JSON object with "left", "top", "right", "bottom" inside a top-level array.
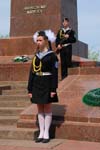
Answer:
[{"left": 36, "top": 36, "right": 47, "bottom": 49}]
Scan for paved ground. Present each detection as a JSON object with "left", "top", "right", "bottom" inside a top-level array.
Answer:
[{"left": 0, "top": 139, "right": 100, "bottom": 150}]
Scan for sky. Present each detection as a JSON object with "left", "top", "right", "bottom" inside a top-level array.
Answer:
[
  {"left": 0, "top": 0, "right": 100, "bottom": 51},
  {"left": 77, "top": 0, "right": 100, "bottom": 51},
  {"left": 0, "top": 0, "right": 10, "bottom": 36}
]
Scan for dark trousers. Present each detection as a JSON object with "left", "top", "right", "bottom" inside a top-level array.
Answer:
[{"left": 60, "top": 45, "right": 72, "bottom": 79}]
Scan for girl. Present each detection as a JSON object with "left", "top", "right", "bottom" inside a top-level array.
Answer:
[{"left": 28, "top": 30, "right": 58, "bottom": 143}]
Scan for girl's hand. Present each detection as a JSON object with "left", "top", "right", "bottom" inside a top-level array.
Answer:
[
  {"left": 28, "top": 93, "right": 32, "bottom": 98},
  {"left": 51, "top": 92, "right": 56, "bottom": 98}
]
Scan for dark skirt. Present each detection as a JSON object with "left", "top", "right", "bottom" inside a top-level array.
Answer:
[{"left": 31, "top": 75, "right": 58, "bottom": 104}]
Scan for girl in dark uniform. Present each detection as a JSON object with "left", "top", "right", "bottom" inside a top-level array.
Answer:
[{"left": 27, "top": 30, "right": 58, "bottom": 143}]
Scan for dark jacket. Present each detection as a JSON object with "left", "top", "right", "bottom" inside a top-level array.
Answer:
[
  {"left": 27, "top": 50, "right": 58, "bottom": 93},
  {"left": 56, "top": 28, "right": 76, "bottom": 47}
]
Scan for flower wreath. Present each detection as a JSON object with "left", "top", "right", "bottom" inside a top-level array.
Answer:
[{"left": 82, "top": 88, "right": 100, "bottom": 106}]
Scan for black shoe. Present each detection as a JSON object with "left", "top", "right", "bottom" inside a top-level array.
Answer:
[
  {"left": 42, "top": 138, "right": 50, "bottom": 143},
  {"left": 35, "top": 138, "right": 43, "bottom": 143}
]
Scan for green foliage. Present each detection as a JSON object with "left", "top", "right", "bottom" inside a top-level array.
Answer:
[
  {"left": 88, "top": 49, "right": 100, "bottom": 61},
  {"left": 0, "top": 34, "right": 9, "bottom": 39}
]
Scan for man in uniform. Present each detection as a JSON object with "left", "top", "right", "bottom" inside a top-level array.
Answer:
[{"left": 56, "top": 18, "right": 76, "bottom": 80}]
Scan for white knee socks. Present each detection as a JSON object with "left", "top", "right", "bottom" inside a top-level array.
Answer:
[
  {"left": 38, "top": 113, "right": 45, "bottom": 138},
  {"left": 44, "top": 113, "right": 52, "bottom": 139},
  {"left": 38, "top": 112, "right": 52, "bottom": 139}
]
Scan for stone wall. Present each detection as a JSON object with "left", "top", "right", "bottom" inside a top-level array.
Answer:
[
  {"left": 0, "top": 63, "right": 30, "bottom": 81},
  {"left": 0, "top": 37, "right": 88, "bottom": 58},
  {"left": 73, "top": 41, "right": 88, "bottom": 58},
  {"left": 0, "top": 36, "right": 35, "bottom": 56}
]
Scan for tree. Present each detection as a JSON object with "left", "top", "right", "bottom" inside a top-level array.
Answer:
[
  {"left": 88, "top": 49, "right": 100, "bottom": 61},
  {"left": 0, "top": 34, "right": 9, "bottom": 39}
]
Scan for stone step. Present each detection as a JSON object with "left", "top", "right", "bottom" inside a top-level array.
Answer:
[
  {"left": 0, "top": 116, "right": 19, "bottom": 125},
  {"left": 0, "top": 139, "right": 100, "bottom": 150},
  {"left": 20, "top": 112, "right": 65, "bottom": 121},
  {"left": 0, "top": 85, "right": 11, "bottom": 95},
  {"left": 0, "top": 95, "right": 29, "bottom": 101},
  {"left": 69, "top": 67, "right": 100, "bottom": 75},
  {"left": 0, "top": 139, "right": 64, "bottom": 149},
  {"left": 0, "top": 81, "right": 27, "bottom": 89},
  {"left": 0, "top": 81, "right": 27, "bottom": 85},
  {"left": 0, "top": 125, "right": 36, "bottom": 140},
  {"left": 0, "top": 107, "right": 24, "bottom": 116},
  {"left": 17, "top": 119, "right": 37, "bottom": 129},
  {"left": 11, "top": 83, "right": 27, "bottom": 90},
  {"left": 2, "top": 89, "right": 27, "bottom": 95},
  {"left": 0, "top": 100, "right": 31, "bottom": 107},
  {"left": 17, "top": 119, "right": 100, "bottom": 142}
]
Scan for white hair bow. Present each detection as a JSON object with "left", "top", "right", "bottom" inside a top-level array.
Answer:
[{"left": 33, "top": 29, "right": 56, "bottom": 43}]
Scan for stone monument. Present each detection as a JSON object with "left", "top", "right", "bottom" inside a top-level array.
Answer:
[
  {"left": 10, "top": 0, "right": 78, "bottom": 37},
  {"left": 0, "top": 0, "right": 88, "bottom": 57},
  {"left": 10, "top": 0, "right": 88, "bottom": 57}
]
